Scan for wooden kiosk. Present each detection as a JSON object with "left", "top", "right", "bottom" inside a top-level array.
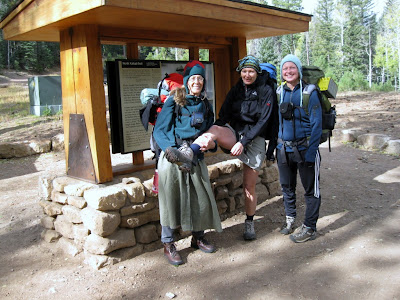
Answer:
[{"left": 0, "top": 0, "right": 311, "bottom": 183}]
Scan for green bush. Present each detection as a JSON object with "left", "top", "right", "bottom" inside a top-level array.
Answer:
[
  {"left": 338, "top": 70, "right": 368, "bottom": 91},
  {"left": 371, "top": 82, "right": 396, "bottom": 92},
  {"left": 42, "top": 105, "right": 52, "bottom": 116},
  {"left": 323, "top": 67, "right": 340, "bottom": 84}
]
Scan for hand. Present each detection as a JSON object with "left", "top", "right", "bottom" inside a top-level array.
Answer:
[
  {"left": 196, "top": 134, "right": 215, "bottom": 151},
  {"left": 230, "top": 142, "right": 244, "bottom": 156}
]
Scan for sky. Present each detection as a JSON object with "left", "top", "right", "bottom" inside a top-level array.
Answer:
[{"left": 302, "top": 0, "right": 385, "bottom": 16}]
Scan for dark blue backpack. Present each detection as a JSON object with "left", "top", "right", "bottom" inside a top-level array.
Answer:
[
  {"left": 257, "top": 62, "right": 279, "bottom": 159},
  {"left": 260, "top": 63, "right": 277, "bottom": 82}
]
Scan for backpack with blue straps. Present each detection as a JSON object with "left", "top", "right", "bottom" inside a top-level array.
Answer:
[{"left": 277, "top": 65, "right": 337, "bottom": 151}]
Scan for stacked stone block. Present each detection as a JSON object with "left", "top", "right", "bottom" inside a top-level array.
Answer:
[{"left": 38, "top": 158, "right": 280, "bottom": 269}]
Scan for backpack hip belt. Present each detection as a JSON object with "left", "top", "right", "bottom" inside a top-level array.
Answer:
[
  {"left": 278, "top": 137, "right": 308, "bottom": 148},
  {"left": 278, "top": 137, "right": 307, "bottom": 164}
]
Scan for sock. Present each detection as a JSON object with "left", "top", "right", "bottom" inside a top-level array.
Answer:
[
  {"left": 190, "top": 143, "right": 202, "bottom": 155},
  {"left": 246, "top": 214, "right": 254, "bottom": 221}
]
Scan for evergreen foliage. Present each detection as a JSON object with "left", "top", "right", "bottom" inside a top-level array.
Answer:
[{"left": 310, "top": 0, "right": 337, "bottom": 71}]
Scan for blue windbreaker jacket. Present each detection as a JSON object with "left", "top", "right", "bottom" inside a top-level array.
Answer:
[{"left": 277, "top": 82, "right": 322, "bottom": 162}]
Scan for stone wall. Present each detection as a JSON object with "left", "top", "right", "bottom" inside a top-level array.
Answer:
[{"left": 38, "top": 156, "right": 280, "bottom": 269}]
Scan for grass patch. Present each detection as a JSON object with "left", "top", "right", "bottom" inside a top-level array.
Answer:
[
  {"left": 0, "top": 85, "right": 63, "bottom": 134},
  {"left": 0, "top": 86, "right": 30, "bottom": 122}
]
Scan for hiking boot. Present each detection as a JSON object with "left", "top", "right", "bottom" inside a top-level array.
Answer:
[
  {"left": 243, "top": 220, "right": 256, "bottom": 240},
  {"left": 289, "top": 224, "right": 316, "bottom": 243},
  {"left": 163, "top": 242, "right": 183, "bottom": 265},
  {"left": 280, "top": 216, "right": 295, "bottom": 235},
  {"left": 191, "top": 236, "right": 216, "bottom": 253},
  {"left": 164, "top": 142, "right": 193, "bottom": 172}
]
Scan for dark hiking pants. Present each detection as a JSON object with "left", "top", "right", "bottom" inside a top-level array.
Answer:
[{"left": 277, "top": 149, "right": 322, "bottom": 230}]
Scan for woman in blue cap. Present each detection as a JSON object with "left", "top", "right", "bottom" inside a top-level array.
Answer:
[
  {"left": 165, "top": 55, "right": 277, "bottom": 241},
  {"left": 153, "top": 60, "right": 222, "bottom": 266},
  {"left": 276, "top": 54, "right": 322, "bottom": 243}
]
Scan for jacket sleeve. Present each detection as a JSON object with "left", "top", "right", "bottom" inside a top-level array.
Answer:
[
  {"left": 153, "top": 96, "right": 177, "bottom": 151},
  {"left": 305, "top": 90, "right": 323, "bottom": 162},
  {"left": 240, "top": 84, "right": 275, "bottom": 147}
]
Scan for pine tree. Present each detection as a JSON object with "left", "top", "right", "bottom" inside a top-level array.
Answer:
[
  {"left": 309, "top": 0, "right": 338, "bottom": 75},
  {"left": 271, "top": 0, "right": 304, "bottom": 55},
  {"left": 0, "top": 0, "right": 21, "bottom": 69},
  {"left": 374, "top": 0, "right": 398, "bottom": 87},
  {"left": 340, "top": 0, "right": 376, "bottom": 75},
  {"left": 382, "top": 0, "right": 400, "bottom": 89},
  {"left": 252, "top": 0, "right": 304, "bottom": 74}
]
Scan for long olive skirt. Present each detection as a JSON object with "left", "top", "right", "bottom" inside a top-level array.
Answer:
[{"left": 157, "top": 151, "right": 222, "bottom": 233}]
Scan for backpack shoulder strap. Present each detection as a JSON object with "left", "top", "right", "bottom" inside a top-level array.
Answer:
[
  {"left": 302, "top": 83, "right": 317, "bottom": 115},
  {"left": 276, "top": 85, "right": 283, "bottom": 104}
]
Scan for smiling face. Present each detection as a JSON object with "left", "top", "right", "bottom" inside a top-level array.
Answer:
[
  {"left": 282, "top": 61, "right": 300, "bottom": 88},
  {"left": 187, "top": 75, "right": 204, "bottom": 96},
  {"left": 240, "top": 67, "right": 258, "bottom": 85}
]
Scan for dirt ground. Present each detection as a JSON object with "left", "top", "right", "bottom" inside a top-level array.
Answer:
[{"left": 0, "top": 75, "right": 400, "bottom": 299}]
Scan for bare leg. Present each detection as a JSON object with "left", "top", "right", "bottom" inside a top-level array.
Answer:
[
  {"left": 164, "top": 125, "right": 237, "bottom": 172},
  {"left": 243, "top": 164, "right": 259, "bottom": 216}
]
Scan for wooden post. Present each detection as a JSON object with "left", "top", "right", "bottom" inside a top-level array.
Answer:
[
  {"left": 60, "top": 25, "right": 113, "bottom": 183},
  {"left": 189, "top": 46, "right": 200, "bottom": 61},
  {"left": 209, "top": 47, "right": 231, "bottom": 115},
  {"left": 126, "top": 42, "right": 139, "bottom": 59},
  {"left": 230, "top": 37, "right": 247, "bottom": 87},
  {"left": 126, "top": 42, "right": 144, "bottom": 165}
]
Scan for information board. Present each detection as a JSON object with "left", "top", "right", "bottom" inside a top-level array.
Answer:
[{"left": 107, "top": 60, "right": 215, "bottom": 154}]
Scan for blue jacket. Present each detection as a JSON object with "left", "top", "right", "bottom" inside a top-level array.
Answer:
[
  {"left": 277, "top": 82, "right": 322, "bottom": 162},
  {"left": 153, "top": 94, "right": 214, "bottom": 153}
]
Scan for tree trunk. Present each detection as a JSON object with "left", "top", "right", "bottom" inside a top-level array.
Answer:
[
  {"left": 7, "top": 40, "right": 10, "bottom": 69},
  {"left": 368, "top": 26, "right": 372, "bottom": 88},
  {"left": 398, "top": 36, "right": 400, "bottom": 90},
  {"left": 305, "top": 32, "right": 310, "bottom": 65}
]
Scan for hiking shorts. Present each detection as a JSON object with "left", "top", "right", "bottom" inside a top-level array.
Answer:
[
  {"left": 238, "top": 136, "right": 266, "bottom": 170},
  {"left": 219, "top": 124, "right": 266, "bottom": 170}
]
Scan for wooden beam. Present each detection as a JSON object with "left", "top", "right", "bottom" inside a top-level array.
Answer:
[
  {"left": 192, "top": 0, "right": 310, "bottom": 20},
  {"left": 1, "top": 0, "right": 310, "bottom": 42},
  {"left": 0, "top": 0, "right": 103, "bottom": 40},
  {"left": 99, "top": 27, "right": 232, "bottom": 47},
  {"left": 104, "top": 0, "right": 311, "bottom": 29},
  {"left": 0, "top": 0, "right": 34, "bottom": 29},
  {"left": 60, "top": 24, "right": 113, "bottom": 183}
]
